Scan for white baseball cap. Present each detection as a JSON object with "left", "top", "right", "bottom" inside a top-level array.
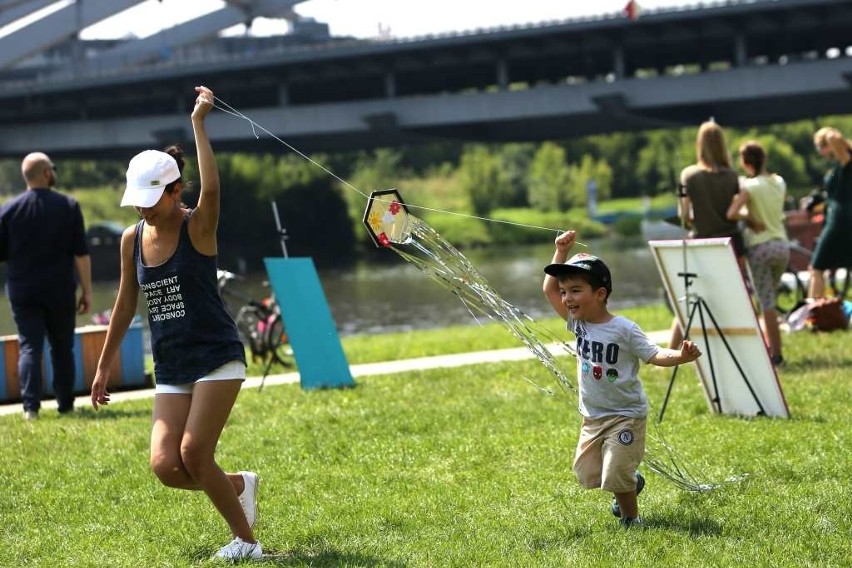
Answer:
[{"left": 121, "top": 150, "right": 181, "bottom": 208}]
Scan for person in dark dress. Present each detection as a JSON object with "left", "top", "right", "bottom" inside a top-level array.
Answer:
[
  {"left": 0, "top": 152, "right": 92, "bottom": 420},
  {"left": 809, "top": 127, "right": 852, "bottom": 299}
]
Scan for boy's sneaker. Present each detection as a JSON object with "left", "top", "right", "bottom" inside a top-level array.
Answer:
[
  {"left": 611, "top": 471, "right": 645, "bottom": 518},
  {"left": 238, "top": 471, "right": 259, "bottom": 528},
  {"left": 214, "top": 537, "right": 262, "bottom": 561},
  {"left": 620, "top": 516, "right": 646, "bottom": 528}
]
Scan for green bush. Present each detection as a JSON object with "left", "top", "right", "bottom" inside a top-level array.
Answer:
[
  {"left": 422, "top": 213, "right": 491, "bottom": 248},
  {"left": 613, "top": 215, "right": 643, "bottom": 237},
  {"left": 486, "top": 208, "right": 607, "bottom": 245},
  {"left": 70, "top": 187, "right": 139, "bottom": 228},
  {"left": 595, "top": 193, "right": 677, "bottom": 216}
]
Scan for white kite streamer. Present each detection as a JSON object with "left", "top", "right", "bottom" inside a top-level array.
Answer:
[{"left": 364, "top": 189, "right": 728, "bottom": 492}]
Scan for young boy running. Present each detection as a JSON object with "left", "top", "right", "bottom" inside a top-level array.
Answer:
[{"left": 542, "top": 230, "right": 702, "bottom": 527}]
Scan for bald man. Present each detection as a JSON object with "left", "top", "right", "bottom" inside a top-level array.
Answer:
[{"left": 0, "top": 152, "right": 92, "bottom": 420}]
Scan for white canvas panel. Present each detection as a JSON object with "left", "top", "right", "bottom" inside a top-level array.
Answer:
[{"left": 649, "top": 238, "right": 790, "bottom": 418}]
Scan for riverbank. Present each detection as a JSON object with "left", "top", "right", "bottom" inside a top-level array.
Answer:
[{"left": 0, "top": 242, "right": 668, "bottom": 338}]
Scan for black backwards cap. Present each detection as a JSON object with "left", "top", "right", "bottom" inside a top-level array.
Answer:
[{"left": 543, "top": 253, "right": 612, "bottom": 295}]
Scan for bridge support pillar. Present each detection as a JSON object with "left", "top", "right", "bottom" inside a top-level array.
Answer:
[
  {"left": 734, "top": 33, "right": 747, "bottom": 67},
  {"left": 496, "top": 58, "right": 509, "bottom": 90},
  {"left": 613, "top": 45, "right": 625, "bottom": 79},
  {"left": 384, "top": 72, "right": 396, "bottom": 98}
]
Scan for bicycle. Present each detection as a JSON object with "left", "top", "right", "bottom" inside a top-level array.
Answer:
[{"left": 217, "top": 269, "right": 292, "bottom": 377}]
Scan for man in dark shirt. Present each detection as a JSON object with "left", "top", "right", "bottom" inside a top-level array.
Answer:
[{"left": 0, "top": 152, "right": 92, "bottom": 420}]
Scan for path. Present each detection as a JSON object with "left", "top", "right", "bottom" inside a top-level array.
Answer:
[{"left": 0, "top": 330, "right": 670, "bottom": 416}]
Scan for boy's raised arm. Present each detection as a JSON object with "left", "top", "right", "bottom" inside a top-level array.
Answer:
[{"left": 542, "top": 230, "right": 576, "bottom": 320}]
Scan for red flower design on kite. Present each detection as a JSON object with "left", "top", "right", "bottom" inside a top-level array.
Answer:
[
  {"left": 389, "top": 201, "right": 401, "bottom": 215},
  {"left": 377, "top": 232, "right": 391, "bottom": 248}
]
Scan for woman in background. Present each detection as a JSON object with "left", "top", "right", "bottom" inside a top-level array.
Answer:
[
  {"left": 728, "top": 140, "right": 788, "bottom": 366},
  {"left": 809, "top": 127, "right": 852, "bottom": 299},
  {"left": 668, "top": 121, "right": 746, "bottom": 349}
]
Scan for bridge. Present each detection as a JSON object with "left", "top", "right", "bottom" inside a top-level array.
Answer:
[{"left": 0, "top": 0, "right": 851, "bottom": 158}]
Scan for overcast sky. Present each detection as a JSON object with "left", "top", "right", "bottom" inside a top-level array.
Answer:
[{"left": 69, "top": 0, "right": 691, "bottom": 40}]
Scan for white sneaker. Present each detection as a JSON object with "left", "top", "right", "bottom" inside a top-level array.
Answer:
[
  {"left": 238, "top": 471, "right": 259, "bottom": 528},
  {"left": 214, "top": 537, "right": 262, "bottom": 561}
]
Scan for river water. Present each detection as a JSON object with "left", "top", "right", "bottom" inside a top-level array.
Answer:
[
  {"left": 0, "top": 239, "right": 665, "bottom": 337},
  {"left": 318, "top": 239, "right": 663, "bottom": 335}
]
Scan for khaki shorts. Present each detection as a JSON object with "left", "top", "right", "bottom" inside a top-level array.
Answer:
[{"left": 573, "top": 415, "right": 646, "bottom": 493}]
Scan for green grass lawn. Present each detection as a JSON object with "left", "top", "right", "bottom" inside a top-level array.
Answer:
[{"left": 2, "top": 307, "right": 850, "bottom": 566}]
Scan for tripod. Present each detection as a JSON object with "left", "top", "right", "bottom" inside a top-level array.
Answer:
[
  {"left": 657, "top": 268, "right": 766, "bottom": 422},
  {"left": 657, "top": 180, "right": 765, "bottom": 422}
]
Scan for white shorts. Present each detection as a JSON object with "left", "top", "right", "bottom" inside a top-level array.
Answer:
[{"left": 154, "top": 360, "right": 246, "bottom": 395}]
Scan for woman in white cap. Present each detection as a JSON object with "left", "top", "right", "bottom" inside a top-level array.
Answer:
[{"left": 90, "top": 86, "right": 261, "bottom": 561}]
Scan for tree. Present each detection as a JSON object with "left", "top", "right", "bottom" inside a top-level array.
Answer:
[
  {"left": 349, "top": 148, "right": 404, "bottom": 194},
  {"left": 215, "top": 153, "right": 355, "bottom": 265},
  {"left": 527, "top": 142, "right": 572, "bottom": 211},
  {"left": 456, "top": 144, "right": 512, "bottom": 216},
  {"left": 0, "top": 160, "right": 20, "bottom": 195},
  {"left": 56, "top": 160, "right": 126, "bottom": 189},
  {"left": 567, "top": 132, "right": 649, "bottom": 199},
  {"left": 634, "top": 130, "right": 684, "bottom": 196},
  {"left": 567, "top": 154, "right": 613, "bottom": 208},
  {"left": 497, "top": 143, "right": 536, "bottom": 207}
]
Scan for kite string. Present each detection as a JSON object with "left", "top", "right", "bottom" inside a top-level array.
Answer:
[
  {"left": 213, "top": 97, "right": 364, "bottom": 196},
  {"left": 392, "top": 214, "right": 726, "bottom": 492},
  {"left": 212, "top": 96, "right": 588, "bottom": 243}
]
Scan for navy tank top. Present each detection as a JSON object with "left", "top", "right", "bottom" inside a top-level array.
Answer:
[{"left": 135, "top": 213, "right": 246, "bottom": 385}]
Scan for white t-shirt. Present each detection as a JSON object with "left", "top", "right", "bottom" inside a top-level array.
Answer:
[{"left": 567, "top": 315, "right": 660, "bottom": 419}]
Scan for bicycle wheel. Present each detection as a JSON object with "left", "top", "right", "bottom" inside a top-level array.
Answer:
[
  {"left": 263, "top": 313, "right": 292, "bottom": 367},
  {"left": 235, "top": 305, "right": 266, "bottom": 359}
]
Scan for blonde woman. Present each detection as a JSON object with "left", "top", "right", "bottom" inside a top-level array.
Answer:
[{"left": 809, "top": 127, "right": 852, "bottom": 299}]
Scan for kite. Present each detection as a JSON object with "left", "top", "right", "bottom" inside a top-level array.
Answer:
[{"left": 364, "top": 189, "right": 577, "bottom": 396}]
